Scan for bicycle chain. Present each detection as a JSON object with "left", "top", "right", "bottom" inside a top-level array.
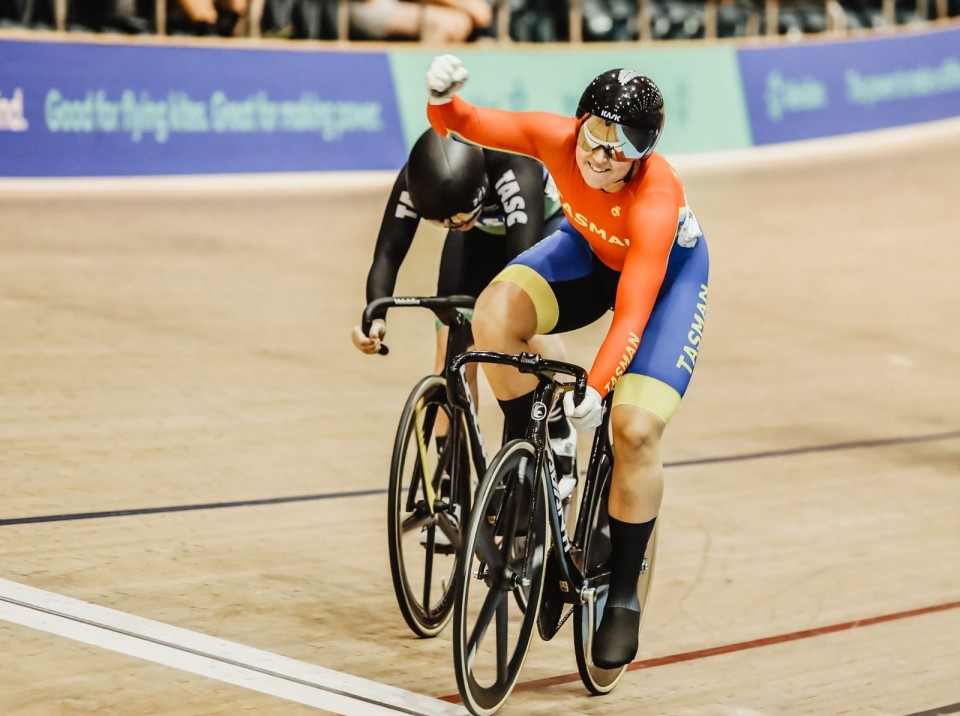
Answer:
[{"left": 556, "top": 604, "right": 575, "bottom": 631}]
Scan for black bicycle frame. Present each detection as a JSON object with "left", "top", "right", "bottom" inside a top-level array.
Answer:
[
  {"left": 447, "top": 350, "right": 601, "bottom": 592},
  {"left": 364, "top": 295, "right": 489, "bottom": 512}
]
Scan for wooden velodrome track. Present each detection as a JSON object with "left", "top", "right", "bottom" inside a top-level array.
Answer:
[{"left": 2, "top": 122, "right": 959, "bottom": 716}]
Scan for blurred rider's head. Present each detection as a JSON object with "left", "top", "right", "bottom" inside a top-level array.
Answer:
[{"left": 405, "top": 129, "right": 488, "bottom": 231}]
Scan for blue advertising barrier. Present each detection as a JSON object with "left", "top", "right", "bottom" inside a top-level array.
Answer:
[
  {"left": 2, "top": 26, "right": 960, "bottom": 178},
  {"left": 737, "top": 26, "right": 960, "bottom": 145},
  {"left": 0, "top": 39, "right": 407, "bottom": 176}
]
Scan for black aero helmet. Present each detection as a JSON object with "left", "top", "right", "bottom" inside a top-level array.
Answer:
[
  {"left": 576, "top": 69, "right": 665, "bottom": 160},
  {"left": 404, "top": 129, "right": 489, "bottom": 221}
]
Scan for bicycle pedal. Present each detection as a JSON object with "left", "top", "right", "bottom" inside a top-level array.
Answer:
[{"left": 419, "top": 506, "right": 460, "bottom": 554}]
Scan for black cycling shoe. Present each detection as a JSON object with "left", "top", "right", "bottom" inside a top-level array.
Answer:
[{"left": 592, "top": 606, "right": 640, "bottom": 669}]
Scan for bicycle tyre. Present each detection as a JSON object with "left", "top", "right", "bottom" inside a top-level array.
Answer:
[
  {"left": 453, "top": 440, "right": 549, "bottom": 716},
  {"left": 573, "top": 453, "right": 658, "bottom": 694},
  {"left": 388, "top": 375, "right": 472, "bottom": 638}
]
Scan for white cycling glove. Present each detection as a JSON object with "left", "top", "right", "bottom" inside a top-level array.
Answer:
[
  {"left": 426, "top": 54, "right": 468, "bottom": 105},
  {"left": 563, "top": 386, "right": 603, "bottom": 432}
]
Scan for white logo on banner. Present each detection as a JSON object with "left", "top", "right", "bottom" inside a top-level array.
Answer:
[{"left": 0, "top": 89, "right": 29, "bottom": 132}]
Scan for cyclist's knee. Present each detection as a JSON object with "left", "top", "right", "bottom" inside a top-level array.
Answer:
[
  {"left": 473, "top": 283, "right": 536, "bottom": 347},
  {"left": 611, "top": 406, "right": 664, "bottom": 462}
]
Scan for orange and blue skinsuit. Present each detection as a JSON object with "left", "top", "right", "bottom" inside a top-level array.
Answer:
[{"left": 429, "top": 97, "right": 709, "bottom": 422}]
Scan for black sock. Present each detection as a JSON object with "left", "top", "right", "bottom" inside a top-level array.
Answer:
[
  {"left": 606, "top": 516, "right": 657, "bottom": 612},
  {"left": 547, "top": 402, "right": 571, "bottom": 439},
  {"left": 497, "top": 391, "right": 535, "bottom": 443}
]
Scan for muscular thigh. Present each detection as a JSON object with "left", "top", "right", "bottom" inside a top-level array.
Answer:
[
  {"left": 614, "top": 236, "right": 710, "bottom": 423},
  {"left": 489, "top": 220, "right": 614, "bottom": 335}
]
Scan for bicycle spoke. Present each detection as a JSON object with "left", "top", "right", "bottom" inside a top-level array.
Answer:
[
  {"left": 454, "top": 440, "right": 550, "bottom": 714},
  {"left": 422, "top": 543, "right": 434, "bottom": 607},
  {"left": 466, "top": 580, "right": 507, "bottom": 666},
  {"left": 496, "top": 594, "right": 509, "bottom": 683},
  {"left": 471, "top": 521, "right": 504, "bottom": 570},
  {"left": 388, "top": 376, "right": 465, "bottom": 638},
  {"left": 404, "top": 462, "right": 423, "bottom": 514}
]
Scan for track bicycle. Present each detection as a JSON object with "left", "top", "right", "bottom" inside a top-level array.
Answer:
[
  {"left": 361, "top": 295, "right": 506, "bottom": 638},
  {"left": 446, "top": 350, "right": 658, "bottom": 715}
]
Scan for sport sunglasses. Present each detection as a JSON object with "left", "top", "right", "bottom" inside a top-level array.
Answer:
[
  {"left": 439, "top": 203, "right": 483, "bottom": 230},
  {"left": 578, "top": 117, "right": 645, "bottom": 162}
]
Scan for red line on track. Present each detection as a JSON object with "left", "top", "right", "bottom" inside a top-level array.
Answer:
[{"left": 439, "top": 598, "right": 960, "bottom": 702}]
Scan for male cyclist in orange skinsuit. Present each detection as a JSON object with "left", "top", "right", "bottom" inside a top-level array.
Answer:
[{"left": 425, "top": 54, "right": 710, "bottom": 668}]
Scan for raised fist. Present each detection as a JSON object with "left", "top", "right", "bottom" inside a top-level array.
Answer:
[{"left": 426, "top": 54, "right": 468, "bottom": 105}]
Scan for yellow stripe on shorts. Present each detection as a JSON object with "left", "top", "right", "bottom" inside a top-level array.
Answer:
[
  {"left": 491, "top": 265, "right": 559, "bottom": 334},
  {"left": 612, "top": 374, "right": 682, "bottom": 424}
]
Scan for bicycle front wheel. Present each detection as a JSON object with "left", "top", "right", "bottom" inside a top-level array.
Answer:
[
  {"left": 388, "top": 375, "right": 472, "bottom": 638},
  {"left": 453, "top": 440, "right": 549, "bottom": 716},
  {"left": 573, "top": 453, "right": 658, "bottom": 694}
]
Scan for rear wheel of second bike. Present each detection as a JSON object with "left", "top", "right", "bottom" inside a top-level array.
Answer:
[
  {"left": 388, "top": 375, "right": 472, "bottom": 638},
  {"left": 453, "top": 440, "right": 549, "bottom": 716},
  {"left": 573, "top": 452, "right": 658, "bottom": 694}
]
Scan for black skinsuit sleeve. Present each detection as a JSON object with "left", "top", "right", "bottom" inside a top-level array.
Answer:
[
  {"left": 365, "top": 166, "right": 420, "bottom": 321},
  {"left": 494, "top": 153, "right": 549, "bottom": 261}
]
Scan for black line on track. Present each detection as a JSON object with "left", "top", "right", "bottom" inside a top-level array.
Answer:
[
  {"left": 3, "top": 429, "right": 957, "bottom": 527},
  {"left": 0, "top": 489, "right": 385, "bottom": 526},
  {"left": 663, "top": 429, "right": 960, "bottom": 468}
]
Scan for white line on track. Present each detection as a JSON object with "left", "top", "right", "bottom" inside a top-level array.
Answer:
[{"left": 0, "top": 578, "right": 468, "bottom": 716}]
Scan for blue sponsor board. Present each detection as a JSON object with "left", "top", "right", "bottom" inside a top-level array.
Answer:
[
  {"left": 0, "top": 39, "right": 406, "bottom": 176},
  {"left": 737, "top": 27, "right": 960, "bottom": 145}
]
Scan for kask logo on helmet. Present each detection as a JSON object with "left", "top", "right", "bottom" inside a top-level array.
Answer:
[{"left": 599, "top": 109, "right": 621, "bottom": 123}]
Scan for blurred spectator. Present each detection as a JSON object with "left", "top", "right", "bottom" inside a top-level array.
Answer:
[
  {"left": 583, "top": 0, "right": 635, "bottom": 40},
  {"left": 79, "top": 0, "right": 153, "bottom": 33},
  {"left": 104, "top": 0, "right": 152, "bottom": 32},
  {"left": 349, "top": 0, "right": 492, "bottom": 42},
  {"left": 2, "top": 0, "right": 37, "bottom": 28},
  {"left": 508, "top": 0, "right": 568, "bottom": 41},
  {"left": 172, "top": 0, "right": 248, "bottom": 34},
  {"left": 1, "top": 0, "right": 953, "bottom": 38},
  {"left": 257, "top": 0, "right": 491, "bottom": 41},
  {"left": 0, "top": 0, "right": 152, "bottom": 32}
]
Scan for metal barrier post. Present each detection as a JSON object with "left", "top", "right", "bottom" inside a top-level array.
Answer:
[
  {"left": 155, "top": 0, "right": 167, "bottom": 35},
  {"left": 638, "top": 0, "right": 652, "bottom": 39},
  {"left": 569, "top": 0, "right": 583, "bottom": 42},
  {"left": 497, "top": 0, "right": 511, "bottom": 42},
  {"left": 54, "top": 0, "right": 66, "bottom": 30},
  {"left": 765, "top": 0, "right": 779, "bottom": 34},
  {"left": 337, "top": 0, "right": 350, "bottom": 40}
]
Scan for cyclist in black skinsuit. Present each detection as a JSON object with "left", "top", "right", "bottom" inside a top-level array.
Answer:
[{"left": 351, "top": 127, "right": 576, "bottom": 473}]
